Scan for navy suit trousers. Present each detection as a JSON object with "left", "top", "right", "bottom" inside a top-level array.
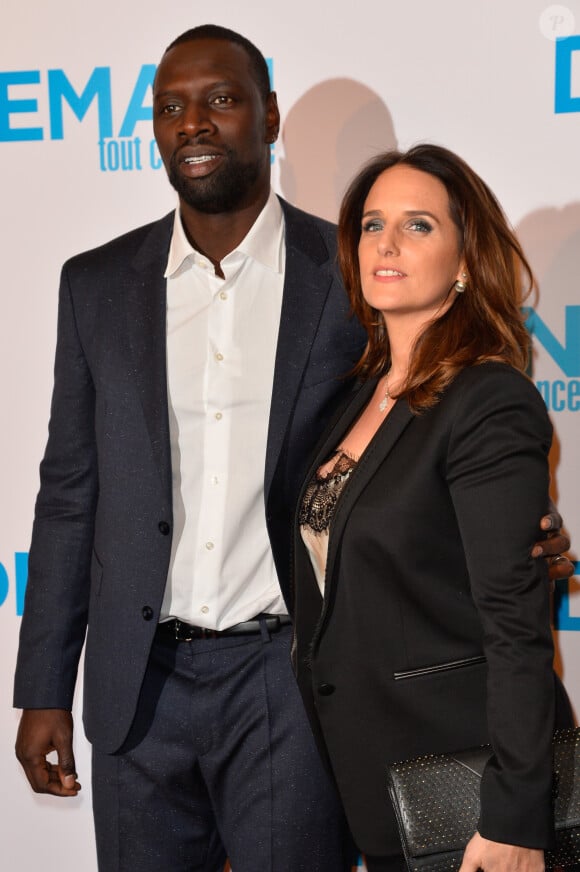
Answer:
[{"left": 92, "top": 622, "right": 355, "bottom": 871}]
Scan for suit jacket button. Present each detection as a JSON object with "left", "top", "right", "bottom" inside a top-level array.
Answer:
[
  {"left": 142, "top": 606, "right": 154, "bottom": 621},
  {"left": 158, "top": 521, "right": 170, "bottom": 535},
  {"left": 317, "top": 683, "right": 335, "bottom": 696}
]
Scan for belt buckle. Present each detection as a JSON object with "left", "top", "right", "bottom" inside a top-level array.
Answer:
[
  {"left": 173, "top": 619, "right": 193, "bottom": 642},
  {"left": 264, "top": 615, "right": 280, "bottom": 632}
]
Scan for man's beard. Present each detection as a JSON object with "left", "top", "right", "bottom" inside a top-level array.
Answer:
[{"left": 167, "top": 149, "right": 264, "bottom": 214}]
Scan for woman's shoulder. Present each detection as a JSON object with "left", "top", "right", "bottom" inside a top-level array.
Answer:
[
  {"left": 441, "top": 361, "right": 552, "bottom": 442},
  {"left": 453, "top": 360, "right": 531, "bottom": 385},
  {"left": 447, "top": 361, "right": 545, "bottom": 408}
]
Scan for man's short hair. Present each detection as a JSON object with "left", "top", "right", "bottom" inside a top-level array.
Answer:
[{"left": 165, "top": 24, "right": 272, "bottom": 100}]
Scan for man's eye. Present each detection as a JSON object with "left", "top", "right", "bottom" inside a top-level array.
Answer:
[{"left": 211, "top": 95, "right": 234, "bottom": 106}]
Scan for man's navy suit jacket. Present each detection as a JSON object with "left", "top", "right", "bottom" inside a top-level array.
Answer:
[{"left": 14, "top": 197, "right": 365, "bottom": 753}]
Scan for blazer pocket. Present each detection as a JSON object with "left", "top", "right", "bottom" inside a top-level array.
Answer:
[{"left": 393, "top": 654, "right": 486, "bottom": 681}]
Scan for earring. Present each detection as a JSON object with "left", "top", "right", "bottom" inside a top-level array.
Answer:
[{"left": 454, "top": 272, "right": 468, "bottom": 293}]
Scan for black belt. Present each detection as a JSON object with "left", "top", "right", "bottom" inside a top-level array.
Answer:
[{"left": 158, "top": 614, "right": 292, "bottom": 642}]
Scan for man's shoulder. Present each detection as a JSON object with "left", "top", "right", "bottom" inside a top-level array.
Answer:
[
  {"left": 279, "top": 197, "right": 337, "bottom": 230},
  {"left": 278, "top": 196, "right": 338, "bottom": 259},
  {"left": 64, "top": 211, "right": 175, "bottom": 273}
]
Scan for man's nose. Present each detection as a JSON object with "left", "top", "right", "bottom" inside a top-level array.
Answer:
[{"left": 179, "top": 103, "right": 215, "bottom": 136}]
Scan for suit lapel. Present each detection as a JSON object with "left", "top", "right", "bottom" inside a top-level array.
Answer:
[
  {"left": 124, "top": 213, "right": 174, "bottom": 496},
  {"left": 121, "top": 202, "right": 335, "bottom": 506},
  {"left": 264, "top": 199, "right": 336, "bottom": 495},
  {"left": 298, "top": 378, "right": 375, "bottom": 498},
  {"left": 121, "top": 202, "right": 342, "bottom": 508}
]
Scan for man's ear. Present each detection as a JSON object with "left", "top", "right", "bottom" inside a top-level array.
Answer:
[{"left": 265, "top": 92, "right": 280, "bottom": 144}]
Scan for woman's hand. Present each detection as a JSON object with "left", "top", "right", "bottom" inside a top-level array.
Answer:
[{"left": 458, "top": 832, "right": 544, "bottom": 872}]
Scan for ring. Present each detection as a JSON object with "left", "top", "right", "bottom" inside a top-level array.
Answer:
[{"left": 550, "top": 554, "right": 568, "bottom": 565}]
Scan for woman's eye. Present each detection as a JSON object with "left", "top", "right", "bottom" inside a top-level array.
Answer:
[
  {"left": 361, "top": 220, "right": 383, "bottom": 233},
  {"left": 409, "top": 219, "right": 432, "bottom": 233}
]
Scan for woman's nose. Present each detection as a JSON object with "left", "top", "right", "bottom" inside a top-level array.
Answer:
[{"left": 377, "top": 232, "right": 399, "bottom": 256}]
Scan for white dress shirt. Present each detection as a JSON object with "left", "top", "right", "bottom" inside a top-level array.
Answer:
[{"left": 160, "top": 190, "right": 287, "bottom": 629}]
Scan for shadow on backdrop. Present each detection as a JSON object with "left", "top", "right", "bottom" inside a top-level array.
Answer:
[
  {"left": 279, "top": 78, "right": 398, "bottom": 223},
  {"left": 516, "top": 203, "right": 580, "bottom": 511},
  {"left": 517, "top": 203, "right": 580, "bottom": 293},
  {"left": 517, "top": 204, "right": 580, "bottom": 687}
]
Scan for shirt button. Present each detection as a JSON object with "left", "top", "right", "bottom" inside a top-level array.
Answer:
[
  {"left": 215, "top": 352, "right": 224, "bottom": 361},
  {"left": 219, "top": 291, "right": 228, "bottom": 301},
  {"left": 212, "top": 476, "right": 219, "bottom": 485},
  {"left": 205, "top": 541, "right": 214, "bottom": 550},
  {"left": 198, "top": 260, "right": 208, "bottom": 269},
  {"left": 201, "top": 606, "right": 209, "bottom": 614},
  {"left": 215, "top": 412, "right": 223, "bottom": 420},
  {"left": 317, "top": 683, "right": 335, "bottom": 696}
]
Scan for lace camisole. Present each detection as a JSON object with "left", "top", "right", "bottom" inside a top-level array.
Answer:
[{"left": 299, "top": 450, "right": 358, "bottom": 594}]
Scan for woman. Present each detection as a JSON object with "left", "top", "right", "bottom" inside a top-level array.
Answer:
[{"left": 292, "top": 145, "right": 573, "bottom": 872}]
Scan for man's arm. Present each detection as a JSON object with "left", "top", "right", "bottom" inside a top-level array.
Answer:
[
  {"left": 15, "top": 261, "right": 97, "bottom": 794},
  {"left": 15, "top": 709, "right": 81, "bottom": 797}
]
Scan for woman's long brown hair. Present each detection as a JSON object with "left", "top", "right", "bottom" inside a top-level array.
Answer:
[{"left": 338, "top": 144, "right": 535, "bottom": 410}]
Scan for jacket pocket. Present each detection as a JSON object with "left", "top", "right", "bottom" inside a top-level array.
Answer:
[{"left": 393, "top": 654, "right": 486, "bottom": 681}]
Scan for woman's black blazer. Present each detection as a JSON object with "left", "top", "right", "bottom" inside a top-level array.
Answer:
[{"left": 292, "top": 362, "right": 571, "bottom": 857}]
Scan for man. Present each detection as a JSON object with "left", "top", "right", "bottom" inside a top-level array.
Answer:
[{"left": 14, "top": 23, "right": 571, "bottom": 872}]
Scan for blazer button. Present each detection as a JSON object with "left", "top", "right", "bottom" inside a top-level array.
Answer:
[
  {"left": 158, "top": 521, "right": 170, "bottom": 536},
  {"left": 142, "top": 606, "right": 154, "bottom": 621},
  {"left": 317, "top": 683, "right": 335, "bottom": 696}
]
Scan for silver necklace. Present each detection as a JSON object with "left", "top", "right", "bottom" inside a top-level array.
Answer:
[{"left": 378, "top": 372, "right": 392, "bottom": 412}]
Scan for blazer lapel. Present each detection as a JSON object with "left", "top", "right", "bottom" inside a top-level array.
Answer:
[
  {"left": 124, "top": 212, "right": 174, "bottom": 496},
  {"left": 305, "top": 384, "right": 415, "bottom": 649},
  {"left": 264, "top": 199, "right": 337, "bottom": 495},
  {"left": 298, "top": 378, "right": 375, "bottom": 495}
]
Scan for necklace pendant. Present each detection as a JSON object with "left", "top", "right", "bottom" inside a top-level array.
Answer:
[{"left": 378, "top": 370, "right": 392, "bottom": 412}]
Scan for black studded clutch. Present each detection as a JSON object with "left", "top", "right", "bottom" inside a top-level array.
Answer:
[{"left": 387, "top": 728, "right": 580, "bottom": 872}]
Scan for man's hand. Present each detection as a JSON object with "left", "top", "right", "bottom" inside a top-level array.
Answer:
[
  {"left": 459, "top": 832, "right": 544, "bottom": 872},
  {"left": 532, "top": 508, "right": 574, "bottom": 582},
  {"left": 15, "top": 709, "right": 81, "bottom": 797}
]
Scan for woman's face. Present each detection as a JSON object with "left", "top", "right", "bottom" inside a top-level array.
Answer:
[{"left": 358, "top": 164, "right": 464, "bottom": 330}]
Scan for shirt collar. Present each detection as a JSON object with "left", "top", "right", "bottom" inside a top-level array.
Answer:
[{"left": 165, "top": 189, "right": 284, "bottom": 279}]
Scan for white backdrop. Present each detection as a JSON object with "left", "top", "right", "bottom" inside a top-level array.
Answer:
[{"left": 1, "top": 1, "right": 579, "bottom": 868}]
